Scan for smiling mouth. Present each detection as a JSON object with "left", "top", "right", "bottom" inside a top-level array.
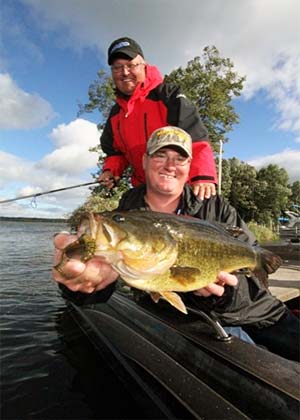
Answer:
[{"left": 159, "top": 173, "right": 176, "bottom": 179}]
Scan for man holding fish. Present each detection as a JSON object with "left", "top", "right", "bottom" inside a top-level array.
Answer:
[{"left": 53, "top": 126, "right": 299, "bottom": 361}]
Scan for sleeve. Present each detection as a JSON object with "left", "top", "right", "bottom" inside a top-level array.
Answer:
[
  {"left": 100, "top": 113, "right": 129, "bottom": 177},
  {"left": 163, "top": 84, "right": 217, "bottom": 184},
  {"left": 58, "top": 282, "right": 116, "bottom": 306},
  {"left": 189, "top": 142, "right": 217, "bottom": 184}
]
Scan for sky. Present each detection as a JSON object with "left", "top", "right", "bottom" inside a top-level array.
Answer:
[{"left": 1, "top": 0, "right": 300, "bottom": 219}]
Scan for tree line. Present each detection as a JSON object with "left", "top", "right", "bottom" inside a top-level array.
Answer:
[{"left": 216, "top": 158, "right": 299, "bottom": 226}]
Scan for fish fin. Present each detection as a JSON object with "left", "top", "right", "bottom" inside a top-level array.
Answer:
[
  {"left": 259, "top": 248, "right": 282, "bottom": 274},
  {"left": 225, "top": 225, "right": 245, "bottom": 238},
  {"left": 160, "top": 292, "right": 188, "bottom": 314},
  {"left": 150, "top": 292, "right": 161, "bottom": 303},
  {"left": 170, "top": 266, "right": 201, "bottom": 285},
  {"left": 253, "top": 248, "right": 282, "bottom": 289}
]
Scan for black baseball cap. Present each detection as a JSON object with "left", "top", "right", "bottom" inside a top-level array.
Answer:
[{"left": 108, "top": 37, "right": 144, "bottom": 65}]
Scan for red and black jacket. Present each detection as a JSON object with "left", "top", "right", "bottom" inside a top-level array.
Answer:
[{"left": 101, "top": 65, "right": 217, "bottom": 186}]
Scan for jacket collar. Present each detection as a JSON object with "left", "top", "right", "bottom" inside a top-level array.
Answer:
[
  {"left": 176, "top": 185, "right": 203, "bottom": 216},
  {"left": 127, "top": 184, "right": 202, "bottom": 216},
  {"left": 116, "top": 65, "right": 163, "bottom": 116}
]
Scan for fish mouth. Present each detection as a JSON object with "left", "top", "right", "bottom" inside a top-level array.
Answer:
[
  {"left": 102, "top": 222, "right": 122, "bottom": 247},
  {"left": 93, "top": 217, "right": 126, "bottom": 251}
]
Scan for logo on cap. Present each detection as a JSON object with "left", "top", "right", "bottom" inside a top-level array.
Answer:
[
  {"left": 147, "top": 126, "right": 192, "bottom": 158},
  {"left": 110, "top": 41, "right": 131, "bottom": 54}
]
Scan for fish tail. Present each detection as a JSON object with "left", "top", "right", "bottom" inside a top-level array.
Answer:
[
  {"left": 253, "top": 248, "right": 282, "bottom": 288},
  {"left": 258, "top": 248, "right": 282, "bottom": 274}
]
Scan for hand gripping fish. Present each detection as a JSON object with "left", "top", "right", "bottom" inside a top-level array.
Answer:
[{"left": 56, "top": 211, "right": 282, "bottom": 314}]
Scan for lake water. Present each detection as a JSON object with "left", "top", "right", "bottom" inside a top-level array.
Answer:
[{"left": 0, "top": 220, "right": 141, "bottom": 419}]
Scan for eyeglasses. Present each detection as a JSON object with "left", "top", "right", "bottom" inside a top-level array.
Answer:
[
  {"left": 148, "top": 151, "right": 191, "bottom": 167},
  {"left": 111, "top": 62, "right": 145, "bottom": 74}
]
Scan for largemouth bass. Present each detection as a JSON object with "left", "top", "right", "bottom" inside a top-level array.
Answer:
[{"left": 57, "top": 211, "right": 281, "bottom": 313}]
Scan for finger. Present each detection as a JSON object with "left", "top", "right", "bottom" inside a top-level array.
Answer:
[
  {"left": 53, "top": 274, "right": 94, "bottom": 293},
  {"left": 193, "top": 288, "right": 212, "bottom": 297},
  {"left": 203, "top": 184, "right": 215, "bottom": 199},
  {"left": 53, "top": 258, "right": 86, "bottom": 280},
  {"left": 194, "top": 283, "right": 226, "bottom": 297},
  {"left": 52, "top": 262, "right": 96, "bottom": 292},
  {"left": 204, "top": 185, "right": 212, "bottom": 199},
  {"left": 53, "top": 233, "right": 79, "bottom": 267},
  {"left": 210, "top": 184, "right": 216, "bottom": 196},
  {"left": 54, "top": 233, "right": 78, "bottom": 250},
  {"left": 85, "top": 258, "right": 119, "bottom": 289},
  {"left": 192, "top": 184, "right": 204, "bottom": 200},
  {"left": 217, "top": 271, "right": 238, "bottom": 287},
  {"left": 204, "top": 283, "right": 225, "bottom": 296},
  {"left": 99, "top": 176, "right": 113, "bottom": 184},
  {"left": 100, "top": 179, "right": 114, "bottom": 189}
]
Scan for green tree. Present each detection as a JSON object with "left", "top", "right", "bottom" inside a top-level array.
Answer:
[
  {"left": 255, "top": 165, "right": 291, "bottom": 227},
  {"left": 288, "top": 180, "right": 300, "bottom": 212},
  {"left": 164, "top": 46, "right": 245, "bottom": 151},
  {"left": 227, "top": 158, "right": 258, "bottom": 222},
  {"left": 77, "top": 69, "right": 115, "bottom": 127}
]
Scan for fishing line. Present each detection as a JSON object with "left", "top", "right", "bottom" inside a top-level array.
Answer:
[
  {"left": 0, "top": 181, "right": 99, "bottom": 205},
  {"left": 30, "top": 196, "right": 37, "bottom": 208}
]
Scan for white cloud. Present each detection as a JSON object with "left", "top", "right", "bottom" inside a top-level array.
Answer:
[
  {"left": 0, "top": 73, "right": 56, "bottom": 129},
  {"left": 0, "top": 118, "right": 101, "bottom": 218},
  {"left": 247, "top": 149, "right": 300, "bottom": 183},
  {"left": 0, "top": 151, "right": 32, "bottom": 186},
  {"left": 38, "top": 118, "right": 101, "bottom": 174}
]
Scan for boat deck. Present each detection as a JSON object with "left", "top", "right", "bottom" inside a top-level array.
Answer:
[{"left": 268, "top": 264, "right": 300, "bottom": 302}]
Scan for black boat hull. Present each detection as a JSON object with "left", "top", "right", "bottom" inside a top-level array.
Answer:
[{"left": 69, "top": 291, "right": 300, "bottom": 419}]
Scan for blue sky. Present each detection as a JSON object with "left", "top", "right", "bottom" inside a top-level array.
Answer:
[{"left": 1, "top": 0, "right": 299, "bottom": 218}]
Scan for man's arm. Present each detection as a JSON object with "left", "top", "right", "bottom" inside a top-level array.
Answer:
[
  {"left": 100, "top": 115, "right": 129, "bottom": 182},
  {"left": 162, "top": 84, "right": 217, "bottom": 198}
]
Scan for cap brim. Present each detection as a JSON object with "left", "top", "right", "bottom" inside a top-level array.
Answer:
[{"left": 149, "top": 144, "right": 191, "bottom": 158}]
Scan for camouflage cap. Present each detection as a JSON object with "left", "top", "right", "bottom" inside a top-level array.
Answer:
[{"left": 147, "top": 126, "right": 192, "bottom": 158}]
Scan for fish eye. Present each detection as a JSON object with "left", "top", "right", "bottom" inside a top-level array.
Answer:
[{"left": 112, "top": 214, "right": 125, "bottom": 223}]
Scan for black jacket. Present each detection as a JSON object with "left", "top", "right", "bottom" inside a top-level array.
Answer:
[{"left": 60, "top": 185, "right": 286, "bottom": 328}]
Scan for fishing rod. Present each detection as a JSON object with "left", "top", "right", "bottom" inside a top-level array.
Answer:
[{"left": 0, "top": 181, "right": 99, "bottom": 204}]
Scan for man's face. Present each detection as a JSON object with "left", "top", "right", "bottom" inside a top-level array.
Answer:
[
  {"left": 111, "top": 54, "right": 146, "bottom": 95},
  {"left": 143, "top": 147, "right": 191, "bottom": 197}
]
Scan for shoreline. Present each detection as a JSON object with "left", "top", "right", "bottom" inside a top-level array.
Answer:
[{"left": 0, "top": 216, "right": 67, "bottom": 223}]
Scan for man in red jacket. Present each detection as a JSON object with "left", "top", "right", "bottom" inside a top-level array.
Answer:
[{"left": 99, "top": 37, "right": 217, "bottom": 200}]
